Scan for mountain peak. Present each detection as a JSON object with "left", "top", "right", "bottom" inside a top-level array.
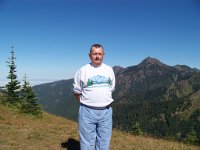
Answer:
[
  {"left": 174, "top": 64, "right": 192, "bottom": 71},
  {"left": 138, "top": 57, "right": 165, "bottom": 66},
  {"left": 174, "top": 64, "right": 200, "bottom": 73}
]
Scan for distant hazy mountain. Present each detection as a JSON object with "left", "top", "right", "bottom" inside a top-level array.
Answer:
[
  {"left": 33, "top": 79, "right": 79, "bottom": 120},
  {"left": 33, "top": 57, "right": 200, "bottom": 143}
]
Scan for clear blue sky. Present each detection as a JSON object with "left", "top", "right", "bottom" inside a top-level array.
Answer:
[{"left": 1, "top": 0, "right": 200, "bottom": 85}]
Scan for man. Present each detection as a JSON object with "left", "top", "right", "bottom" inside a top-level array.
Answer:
[{"left": 73, "top": 43, "right": 115, "bottom": 150}]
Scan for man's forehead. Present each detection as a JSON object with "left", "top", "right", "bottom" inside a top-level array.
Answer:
[{"left": 91, "top": 47, "right": 104, "bottom": 53}]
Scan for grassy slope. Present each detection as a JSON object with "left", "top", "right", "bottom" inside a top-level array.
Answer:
[{"left": 0, "top": 105, "right": 199, "bottom": 150}]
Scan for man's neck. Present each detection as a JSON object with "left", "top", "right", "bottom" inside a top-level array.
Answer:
[{"left": 90, "top": 63, "right": 102, "bottom": 68}]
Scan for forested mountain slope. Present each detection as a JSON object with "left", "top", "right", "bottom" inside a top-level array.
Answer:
[{"left": 33, "top": 57, "right": 200, "bottom": 143}]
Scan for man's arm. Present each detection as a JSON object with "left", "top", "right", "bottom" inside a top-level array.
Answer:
[
  {"left": 73, "top": 69, "right": 82, "bottom": 101},
  {"left": 110, "top": 68, "right": 116, "bottom": 92}
]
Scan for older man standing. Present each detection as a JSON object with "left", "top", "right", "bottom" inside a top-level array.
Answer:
[{"left": 73, "top": 43, "right": 115, "bottom": 150}]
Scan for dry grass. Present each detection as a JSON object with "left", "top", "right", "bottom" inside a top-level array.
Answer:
[
  {"left": 0, "top": 105, "right": 79, "bottom": 150},
  {"left": 0, "top": 105, "right": 199, "bottom": 150},
  {"left": 111, "top": 130, "right": 200, "bottom": 150}
]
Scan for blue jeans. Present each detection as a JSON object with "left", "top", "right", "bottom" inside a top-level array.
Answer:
[{"left": 78, "top": 104, "right": 112, "bottom": 150}]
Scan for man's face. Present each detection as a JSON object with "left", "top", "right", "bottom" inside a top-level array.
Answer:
[{"left": 89, "top": 47, "right": 104, "bottom": 67}]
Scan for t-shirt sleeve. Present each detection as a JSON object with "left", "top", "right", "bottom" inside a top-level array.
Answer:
[
  {"left": 110, "top": 68, "right": 115, "bottom": 92},
  {"left": 73, "top": 70, "right": 82, "bottom": 94}
]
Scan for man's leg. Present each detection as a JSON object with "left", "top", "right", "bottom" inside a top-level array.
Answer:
[
  {"left": 78, "top": 105, "right": 97, "bottom": 150},
  {"left": 96, "top": 107, "right": 112, "bottom": 150}
]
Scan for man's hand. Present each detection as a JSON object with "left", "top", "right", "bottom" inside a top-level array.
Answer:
[{"left": 74, "top": 93, "right": 81, "bottom": 101}]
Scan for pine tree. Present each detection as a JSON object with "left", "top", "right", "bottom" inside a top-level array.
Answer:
[
  {"left": 20, "top": 74, "right": 42, "bottom": 116},
  {"left": 5, "top": 47, "right": 21, "bottom": 105},
  {"left": 184, "top": 127, "right": 198, "bottom": 145},
  {"left": 131, "top": 121, "right": 143, "bottom": 135}
]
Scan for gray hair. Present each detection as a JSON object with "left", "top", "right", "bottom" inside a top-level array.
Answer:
[{"left": 89, "top": 43, "right": 104, "bottom": 54}]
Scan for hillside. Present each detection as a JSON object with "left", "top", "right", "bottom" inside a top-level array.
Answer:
[
  {"left": 0, "top": 104, "right": 199, "bottom": 150},
  {"left": 33, "top": 79, "right": 79, "bottom": 120},
  {"left": 33, "top": 57, "right": 200, "bottom": 143}
]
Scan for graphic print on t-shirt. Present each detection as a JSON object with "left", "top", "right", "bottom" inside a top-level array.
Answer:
[{"left": 87, "top": 75, "right": 111, "bottom": 88}]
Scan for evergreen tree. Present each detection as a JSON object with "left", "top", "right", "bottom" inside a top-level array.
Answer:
[
  {"left": 131, "top": 121, "right": 143, "bottom": 135},
  {"left": 184, "top": 127, "right": 198, "bottom": 145},
  {"left": 20, "top": 74, "right": 42, "bottom": 116},
  {"left": 5, "top": 47, "right": 21, "bottom": 105}
]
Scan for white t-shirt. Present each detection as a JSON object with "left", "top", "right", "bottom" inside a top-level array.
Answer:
[{"left": 73, "top": 63, "right": 115, "bottom": 107}]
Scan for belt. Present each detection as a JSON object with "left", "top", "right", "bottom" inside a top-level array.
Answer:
[{"left": 80, "top": 103, "right": 112, "bottom": 110}]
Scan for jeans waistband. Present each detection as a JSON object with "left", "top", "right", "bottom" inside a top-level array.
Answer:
[{"left": 80, "top": 103, "right": 111, "bottom": 110}]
